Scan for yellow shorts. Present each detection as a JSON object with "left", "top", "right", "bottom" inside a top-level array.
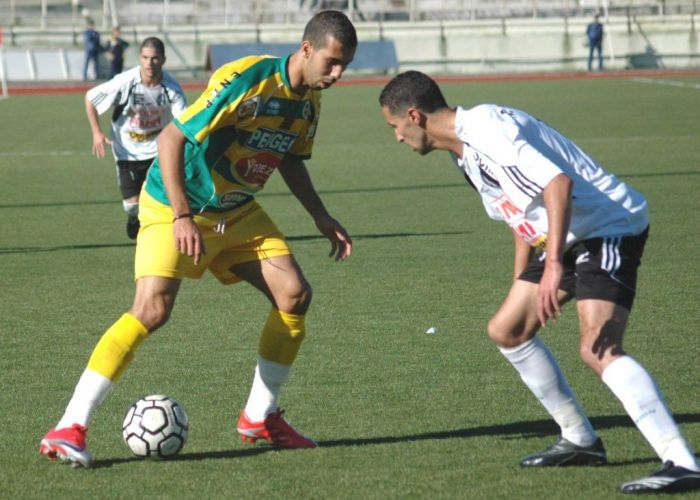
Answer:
[{"left": 135, "top": 191, "right": 292, "bottom": 284}]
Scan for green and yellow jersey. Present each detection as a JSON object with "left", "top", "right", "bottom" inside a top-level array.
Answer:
[{"left": 145, "top": 54, "right": 321, "bottom": 213}]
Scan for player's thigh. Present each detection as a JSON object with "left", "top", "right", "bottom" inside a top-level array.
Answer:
[
  {"left": 208, "top": 204, "right": 295, "bottom": 285},
  {"left": 487, "top": 280, "right": 543, "bottom": 347},
  {"left": 135, "top": 193, "right": 214, "bottom": 280}
]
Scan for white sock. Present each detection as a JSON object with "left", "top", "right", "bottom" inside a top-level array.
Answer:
[
  {"left": 499, "top": 336, "right": 597, "bottom": 447},
  {"left": 56, "top": 369, "right": 113, "bottom": 429},
  {"left": 602, "top": 356, "right": 700, "bottom": 471},
  {"left": 243, "top": 357, "right": 290, "bottom": 422}
]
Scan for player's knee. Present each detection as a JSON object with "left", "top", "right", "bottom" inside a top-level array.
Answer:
[
  {"left": 579, "top": 343, "right": 598, "bottom": 369},
  {"left": 122, "top": 200, "right": 139, "bottom": 217},
  {"left": 130, "top": 297, "right": 174, "bottom": 332},
  {"left": 486, "top": 315, "right": 531, "bottom": 348},
  {"left": 278, "top": 279, "right": 312, "bottom": 315},
  {"left": 487, "top": 316, "right": 512, "bottom": 347},
  {"left": 579, "top": 344, "right": 607, "bottom": 377},
  {"left": 579, "top": 337, "right": 624, "bottom": 377}
]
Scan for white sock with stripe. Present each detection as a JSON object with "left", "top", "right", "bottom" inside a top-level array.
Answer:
[
  {"left": 499, "top": 336, "right": 598, "bottom": 447},
  {"left": 602, "top": 356, "right": 700, "bottom": 471}
]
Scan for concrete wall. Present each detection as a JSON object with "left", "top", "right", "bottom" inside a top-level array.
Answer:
[
  {"left": 2, "top": 14, "right": 698, "bottom": 81},
  {"left": 383, "top": 15, "right": 699, "bottom": 73}
]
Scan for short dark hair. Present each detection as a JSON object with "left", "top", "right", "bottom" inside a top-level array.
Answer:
[
  {"left": 140, "top": 37, "right": 165, "bottom": 57},
  {"left": 379, "top": 71, "right": 448, "bottom": 115},
  {"left": 302, "top": 10, "right": 357, "bottom": 50}
]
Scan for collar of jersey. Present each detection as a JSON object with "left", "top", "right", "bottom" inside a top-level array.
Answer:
[{"left": 279, "top": 54, "right": 292, "bottom": 90}]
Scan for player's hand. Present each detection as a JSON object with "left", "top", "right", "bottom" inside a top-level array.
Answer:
[
  {"left": 537, "top": 260, "right": 563, "bottom": 327},
  {"left": 314, "top": 214, "right": 353, "bottom": 261},
  {"left": 91, "top": 131, "right": 112, "bottom": 158},
  {"left": 173, "top": 217, "right": 206, "bottom": 265}
]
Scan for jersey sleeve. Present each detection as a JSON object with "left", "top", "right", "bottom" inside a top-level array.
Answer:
[
  {"left": 170, "top": 92, "right": 187, "bottom": 119},
  {"left": 85, "top": 72, "right": 131, "bottom": 115},
  {"left": 163, "top": 73, "right": 188, "bottom": 119},
  {"left": 173, "top": 59, "right": 263, "bottom": 146},
  {"left": 467, "top": 105, "right": 564, "bottom": 209}
]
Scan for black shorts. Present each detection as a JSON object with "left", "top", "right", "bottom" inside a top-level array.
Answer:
[
  {"left": 116, "top": 159, "right": 154, "bottom": 199},
  {"left": 518, "top": 227, "right": 649, "bottom": 310}
]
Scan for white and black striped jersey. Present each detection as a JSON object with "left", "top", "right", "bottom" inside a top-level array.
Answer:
[
  {"left": 451, "top": 105, "right": 649, "bottom": 249},
  {"left": 86, "top": 66, "right": 187, "bottom": 161}
]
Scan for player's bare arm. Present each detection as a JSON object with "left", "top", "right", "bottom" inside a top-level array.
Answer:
[
  {"left": 157, "top": 123, "right": 206, "bottom": 264},
  {"left": 512, "top": 232, "right": 533, "bottom": 282},
  {"left": 538, "top": 173, "right": 572, "bottom": 326},
  {"left": 84, "top": 94, "right": 111, "bottom": 158},
  {"left": 277, "top": 156, "right": 353, "bottom": 261}
]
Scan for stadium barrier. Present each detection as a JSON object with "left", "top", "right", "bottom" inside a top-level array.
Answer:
[
  {"left": 1, "top": 16, "right": 697, "bottom": 82},
  {"left": 206, "top": 40, "right": 399, "bottom": 74}
]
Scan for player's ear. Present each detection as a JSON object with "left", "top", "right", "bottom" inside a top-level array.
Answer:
[
  {"left": 407, "top": 107, "right": 424, "bottom": 125},
  {"left": 301, "top": 40, "right": 313, "bottom": 59}
]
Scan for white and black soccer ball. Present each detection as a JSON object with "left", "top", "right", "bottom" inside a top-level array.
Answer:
[{"left": 122, "top": 394, "right": 189, "bottom": 459}]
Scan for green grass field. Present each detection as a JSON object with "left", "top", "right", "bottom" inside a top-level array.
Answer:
[{"left": 1, "top": 74, "right": 699, "bottom": 499}]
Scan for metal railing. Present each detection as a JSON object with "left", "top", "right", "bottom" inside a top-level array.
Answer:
[{"left": 1, "top": 0, "right": 696, "bottom": 28}]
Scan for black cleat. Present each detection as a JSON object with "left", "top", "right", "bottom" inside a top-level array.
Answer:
[
  {"left": 621, "top": 461, "right": 700, "bottom": 494},
  {"left": 520, "top": 436, "right": 607, "bottom": 467},
  {"left": 126, "top": 216, "right": 140, "bottom": 240}
]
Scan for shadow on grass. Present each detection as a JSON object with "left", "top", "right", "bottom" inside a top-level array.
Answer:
[
  {"left": 315, "top": 412, "right": 700, "bottom": 467},
  {"left": 0, "top": 230, "right": 470, "bottom": 255},
  {"left": 0, "top": 184, "right": 466, "bottom": 211},
  {"left": 0, "top": 242, "right": 135, "bottom": 254},
  {"left": 2, "top": 170, "right": 697, "bottom": 212},
  {"left": 287, "top": 230, "right": 469, "bottom": 242},
  {"left": 319, "top": 412, "right": 700, "bottom": 448},
  {"left": 92, "top": 413, "right": 699, "bottom": 467},
  {"left": 91, "top": 446, "right": 275, "bottom": 469}
]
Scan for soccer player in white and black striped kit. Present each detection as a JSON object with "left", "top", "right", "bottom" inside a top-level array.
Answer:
[
  {"left": 379, "top": 70, "right": 700, "bottom": 495},
  {"left": 85, "top": 37, "right": 186, "bottom": 239}
]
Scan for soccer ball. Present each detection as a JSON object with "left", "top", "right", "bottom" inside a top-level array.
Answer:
[{"left": 122, "top": 394, "right": 189, "bottom": 459}]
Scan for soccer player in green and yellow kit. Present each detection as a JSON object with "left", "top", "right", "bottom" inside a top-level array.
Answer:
[{"left": 40, "top": 10, "right": 356, "bottom": 466}]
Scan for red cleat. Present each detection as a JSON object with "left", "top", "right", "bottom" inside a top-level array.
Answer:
[
  {"left": 237, "top": 409, "right": 317, "bottom": 449},
  {"left": 39, "top": 424, "right": 93, "bottom": 467}
]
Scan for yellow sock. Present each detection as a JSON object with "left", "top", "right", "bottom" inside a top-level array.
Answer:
[
  {"left": 86, "top": 313, "right": 149, "bottom": 381},
  {"left": 258, "top": 309, "right": 306, "bottom": 365}
]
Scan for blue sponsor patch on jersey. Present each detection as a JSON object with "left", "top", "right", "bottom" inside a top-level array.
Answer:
[{"left": 246, "top": 127, "right": 297, "bottom": 154}]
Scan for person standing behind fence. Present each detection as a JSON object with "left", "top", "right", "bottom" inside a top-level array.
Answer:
[
  {"left": 83, "top": 19, "right": 102, "bottom": 80},
  {"left": 84, "top": 37, "right": 187, "bottom": 239},
  {"left": 105, "top": 26, "right": 130, "bottom": 79},
  {"left": 586, "top": 14, "right": 604, "bottom": 71}
]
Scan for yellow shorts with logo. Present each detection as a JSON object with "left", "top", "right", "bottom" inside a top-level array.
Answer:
[{"left": 135, "top": 190, "right": 292, "bottom": 284}]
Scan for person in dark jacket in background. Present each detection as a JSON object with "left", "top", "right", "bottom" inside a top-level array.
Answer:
[
  {"left": 106, "top": 26, "right": 130, "bottom": 79},
  {"left": 586, "top": 14, "right": 604, "bottom": 71},
  {"left": 83, "top": 18, "right": 102, "bottom": 80}
]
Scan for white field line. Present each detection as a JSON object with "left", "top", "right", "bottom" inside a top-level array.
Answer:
[
  {"left": 632, "top": 77, "right": 700, "bottom": 90},
  {"left": 577, "top": 134, "right": 696, "bottom": 144},
  {"left": 0, "top": 133, "right": 695, "bottom": 159},
  {"left": 327, "top": 135, "right": 695, "bottom": 153},
  {"left": 0, "top": 150, "right": 91, "bottom": 157}
]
